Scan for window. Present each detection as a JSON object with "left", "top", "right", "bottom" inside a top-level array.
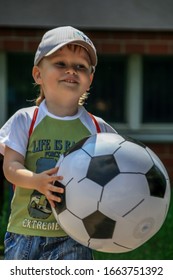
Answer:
[
  {"left": 143, "top": 56, "right": 173, "bottom": 123},
  {"left": 7, "top": 53, "right": 35, "bottom": 117},
  {"left": 85, "top": 55, "right": 127, "bottom": 123},
  {"left": 7, "top": 54, "right": 127, "bottom": 124},
  {"left": 2, "top": 52, "right": 173, "bottom": 141}
]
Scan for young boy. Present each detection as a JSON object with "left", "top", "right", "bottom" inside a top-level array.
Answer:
[{"left": 0, "top": 26, "right": 116, "bottom": 260}]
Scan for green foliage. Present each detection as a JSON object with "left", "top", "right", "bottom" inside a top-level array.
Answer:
[{"left": 0, "top": 182, "right": 11, "bottom": 254}]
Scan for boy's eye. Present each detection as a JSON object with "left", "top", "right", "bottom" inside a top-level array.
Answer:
[
  {"left": 76, "top": 64, "right": 88, "bottom": 71},
  {"left": 55, "top": 62, "right": 66, "bottom": 68},
  {"left": 54, "top": 61, "right": 91, "bottom": 73}
]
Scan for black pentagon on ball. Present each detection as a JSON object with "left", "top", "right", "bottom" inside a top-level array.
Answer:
[
  {"left": 146, "top": 165, "right": 167, "bottom": 198},
  {"left": 123, "top": 135, "right": 146, "bottom": 148},
  {"left": 54, "top": 180, "right": 66, "bottom": 214},
  {"left": 64, "top": 136, "right": 90, "bottom": 157},
  {"left": 83, "top": 210, "right": 116, "bottom": 239},
  {"left": 86, "top": 154, "right": 120, "bottom": 186}
]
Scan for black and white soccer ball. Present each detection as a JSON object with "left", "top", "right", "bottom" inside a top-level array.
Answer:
[{"left": 52, "top": 133, "right": 171, "bottom": 253}]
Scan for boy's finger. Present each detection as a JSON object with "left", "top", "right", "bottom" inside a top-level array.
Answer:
[{"left": 46, "top": 167, "right": 59, "bottom": 175}]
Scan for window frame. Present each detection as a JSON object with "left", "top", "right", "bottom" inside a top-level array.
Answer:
[{"left": 113, "top": 54, "right": 173, "bottom": 142}]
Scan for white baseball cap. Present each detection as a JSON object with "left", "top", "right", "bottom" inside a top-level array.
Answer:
[{"left": 34, "top": 26, "right": 97, "bottom": 67}]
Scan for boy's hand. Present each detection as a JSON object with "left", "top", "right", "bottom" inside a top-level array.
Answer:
[{"left": 36, "top": 167, "right": 64, "bottom": 208}]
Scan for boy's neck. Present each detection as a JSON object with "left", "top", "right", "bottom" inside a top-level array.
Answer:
[{"left": 45, "top": 100, "right": 79, "bottom": 117}]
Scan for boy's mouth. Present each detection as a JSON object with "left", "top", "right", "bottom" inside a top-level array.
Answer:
[
  {"left": 61, "top": 74, "right": 79, "bottom": 84},
  {"left": 64, "top": 79, "right": 77, "bottom": 83}
]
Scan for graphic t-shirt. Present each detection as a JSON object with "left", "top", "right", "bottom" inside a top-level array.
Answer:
[{"left": 0, "top": 100, "right": 116, "bottom": 237}]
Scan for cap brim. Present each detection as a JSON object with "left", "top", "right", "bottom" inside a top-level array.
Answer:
[{"left": 45, "top": 39, "right": 97, "bottom": 66}]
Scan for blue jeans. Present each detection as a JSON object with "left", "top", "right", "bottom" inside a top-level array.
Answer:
[{"left": 4, "top": 232, "right": 93, "bottom": 260}]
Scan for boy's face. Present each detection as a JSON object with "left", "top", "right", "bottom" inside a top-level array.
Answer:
[{"left": 32, "top": 45, "right": 94, "bottom": 115}]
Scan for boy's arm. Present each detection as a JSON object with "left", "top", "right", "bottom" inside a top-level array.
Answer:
[{"left": 3, "top": 146, "right": 64, "bottom": 208}]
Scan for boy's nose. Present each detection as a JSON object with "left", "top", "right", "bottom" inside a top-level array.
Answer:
[{"left": 65, "top": 65, "right": 77, "bottom": 75}]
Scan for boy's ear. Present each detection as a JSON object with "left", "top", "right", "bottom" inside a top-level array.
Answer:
[
  {"left": 32, "top": 66, "right": 42, "bottom": 84},
  {"left": 87, "top": 73, "right": 94, "bottom": 91},
  {"left": 87, "top": 74, "right": 94, "bottom": 91},
  {"left": 89, "top": 72, "right": 94, "bottom": 84}
]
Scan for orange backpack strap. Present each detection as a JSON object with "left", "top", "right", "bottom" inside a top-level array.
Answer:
[
  {"left": 28, "top": 107, "right": 39, "bottom": 137},
  {"left": 88, "top": 112, "right": 101, "bottom": 133},
  {"left": 13, "top": 107, "right": 39, "bottom": 192}
]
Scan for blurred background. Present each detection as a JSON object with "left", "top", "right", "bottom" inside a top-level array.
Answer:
[{"left": 0, "top": 0, "right": 173, "bottom": 259}]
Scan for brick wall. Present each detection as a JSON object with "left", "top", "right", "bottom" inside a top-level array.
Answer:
[
  {"left": 0, "top": 28, "right": 46, "bottom": 53},
  {"left": 90, "top": 31, "right": 173, "bottom": 55},
  {"left": 1, "top": 27, "right": 173, "bottom": 55},
  {"left": 0, "top": 27, "right": 173, "bottom": 184}
]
